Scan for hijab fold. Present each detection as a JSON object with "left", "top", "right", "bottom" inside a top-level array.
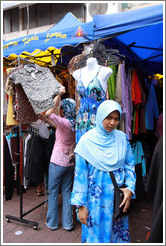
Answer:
[{"left": 75, "top": 100, "right": 128, "bottom": 171}]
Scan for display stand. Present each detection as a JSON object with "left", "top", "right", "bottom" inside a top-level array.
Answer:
[
  {"left": 6, "top": 122, "right": 48, "bottom": 230},
  {"left": 6, "top": 57, "right": 48, "bottom": 230}
]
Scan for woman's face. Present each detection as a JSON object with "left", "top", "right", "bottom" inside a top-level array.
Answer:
[{"left": 102, "top": 110, "right": 120, "bottom": 132}]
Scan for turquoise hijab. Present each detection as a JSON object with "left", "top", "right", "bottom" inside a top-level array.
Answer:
[{"left": 74, "top": 100, "right": 128, "bottom": 171}]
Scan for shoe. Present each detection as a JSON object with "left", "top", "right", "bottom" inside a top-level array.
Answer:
[
  {"left": 35, "top": 183, "right": 45, "bottom": 196},
  {"left": 45, "top": 222, "right": 59, "bottom": 231},
  {"left": 63, "top": 222, "right": 75, "bottom": 231}
]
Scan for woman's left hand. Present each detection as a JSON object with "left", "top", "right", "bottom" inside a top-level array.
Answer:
[{"left": 119, "top": 188, "right": 132, "bottom": 212}]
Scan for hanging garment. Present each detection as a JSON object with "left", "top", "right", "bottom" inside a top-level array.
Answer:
[
  {"left": 107, "top": 65, "right": 117, "bottom": 100},
  {"left": 126, "top": 71, "right": 133, "bottom": 139},
  {"left": 5, "top": 68, "right": 18, "bottom": 120},
  {"left": 30, "top": 120, "right": 49, "bottom": 139},
  {"left": 115, "top": 64, "right": 125, "bottom": 132},
  {"left": 5, "top": 68, "right": 17, "bottom": 96},
  {"left": 42, "top": 130, "right": 55, "bottom": 175},
  {"left": 131, "top": 141, "right": 146, "bottom": 177},
  {"left": 10, "top": 134, "right": 19, "bottom": 166},
  {"left": 68, "top": 53, "right": 85, "bottom": 74},
  {"left": 145, "top": 82, "right": 159, "bottom": 130},
  {"left": 155, "top": 112, "right": 163, "bottom": 139},
  {"left": 76, "top": 66, "right": 106, "bottom": 143},
  {"left": 120, "top": 64, "right": 133, "bottom": 139},
  {"left": 115, "top": 64, "right": 122, "bottom": 106},
  {"left": 4, "top": 135, "right": 15, "bottom": 201},
  {"left": 24, "top": 134, "right": 46, "bottom": 188},
  {"left": 9, "top": 64, "right": 61, "bottom": 114},
  {"left": 3, "top": 71, "right": 8, "bottom": 115},
  {"left": 137, "top": 72, "right": 147, "bottom": 134},
  {"left": 23, "top": 134, "right": 32, "bottom": 188},
  {"left": 15, "top": 84, "right": 38, "bottom": 124},
  {"left": 6, "top": 95, "right": 19, "bottom": 126},
  {"left": 131, "top": 70, "right": 142, "bottom": 134},
  {"left": 131, "top": 70, "right": 142, "bottom": 105}
]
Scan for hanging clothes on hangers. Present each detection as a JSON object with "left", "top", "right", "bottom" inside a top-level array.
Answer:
[
  {"left": 23, "top": 129, "right": 46, "bottom": 190},
  {"left": 3, "top": 135, "right": 15, "bottom": 201}
]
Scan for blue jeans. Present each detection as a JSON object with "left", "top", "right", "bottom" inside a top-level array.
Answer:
[{"left": 46, "top": 162, "right": 74, "bottom": 230}]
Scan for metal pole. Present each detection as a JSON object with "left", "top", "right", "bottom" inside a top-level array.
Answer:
[{"left": 27, "top": 4, "right": 29, "bottom": 35}]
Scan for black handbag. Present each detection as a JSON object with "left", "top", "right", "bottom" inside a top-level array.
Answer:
[{"left": 109, "top": 172, "right": 130, "bottom": 220}]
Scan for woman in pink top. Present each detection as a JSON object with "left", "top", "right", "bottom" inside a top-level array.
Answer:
[{"left": 39, "top": 86, "right": 76, "bottom": 231}]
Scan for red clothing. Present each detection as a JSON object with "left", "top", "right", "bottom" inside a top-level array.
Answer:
[{"left": 131, "top": 70, "right": 142, "bottom": 105}]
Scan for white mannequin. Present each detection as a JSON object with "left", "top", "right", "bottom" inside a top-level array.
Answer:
[{"left": 72, "top": 57, "right": 113, "bottom": 93}]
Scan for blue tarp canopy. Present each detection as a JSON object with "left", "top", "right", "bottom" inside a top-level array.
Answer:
[
  {"left": 93, "top": 4, "right": 163, "bottom": 74},
  {"left": 3, "top": 12, "right": 93, "bottom": 67},
  {"left": 3, "top": 5, "right": 163, "bottom": 74}
]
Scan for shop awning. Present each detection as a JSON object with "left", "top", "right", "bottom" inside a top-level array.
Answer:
[
  {"left": 93, "top": 4, "right": 163, "bottom": 74},
  {"left": 3, "top": 5, "right": 164, "bottom": 74},
  {"left": 3, "top": 12, "right": 93, "bottom": 68}
]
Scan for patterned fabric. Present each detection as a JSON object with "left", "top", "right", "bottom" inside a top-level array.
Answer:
[
  {"left": 5, "top": 68, "right": 17, "bottom": 119},
  {"left": 76, "top": 66, "right": 106, "bottom": 143},
  {"left": 60, "top": 98, "right": 76, "bottom": 132},
  {"left": 75, "top": 100, "right": 132, "bottom": 172},
  {"left": 15, "top": 84, "right": 38, "bottom": 124},
  {"left": 70, "top": 153, "right": 136, "bottom": 243},
  {"left": 10, "top": 64, "right": 61, "bottom": 114},
  {"left": 5, "top": 68, "right": 17, "bottom": 96},
  {"left": 68, "top": 53, "right": 85, "bottom": 74}
]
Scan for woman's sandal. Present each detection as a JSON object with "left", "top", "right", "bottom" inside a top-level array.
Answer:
[{"left": 35, "top": 185, "right": 44, "bottom": 196}]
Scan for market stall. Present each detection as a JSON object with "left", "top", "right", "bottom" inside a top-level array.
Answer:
[{"left": 3, "top": 4, "right": 164, "bottom": 231}]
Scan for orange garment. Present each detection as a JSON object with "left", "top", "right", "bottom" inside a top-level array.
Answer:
[{"left": 6, "top": 95, "right": 19, "bottom": 126}]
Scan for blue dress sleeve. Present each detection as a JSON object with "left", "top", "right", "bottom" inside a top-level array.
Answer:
[
  {"left": 124, "top": 137, "right": 136, "bottom": 198},
  {"left": 70, "top": 154, "right": 88, "bottom": 206}
]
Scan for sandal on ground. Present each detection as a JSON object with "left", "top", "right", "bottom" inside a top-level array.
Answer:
[{"left": 35, "top": 185, "right": 44, "bottom": 196}]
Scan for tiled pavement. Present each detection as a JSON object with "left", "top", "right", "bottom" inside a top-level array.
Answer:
[{"left": 2, "top": 187, "right": 153, "bottom": 244}]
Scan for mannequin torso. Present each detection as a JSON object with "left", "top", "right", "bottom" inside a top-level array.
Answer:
[{"left": 73, "top": 58, "right": 113, "bottom": 93}]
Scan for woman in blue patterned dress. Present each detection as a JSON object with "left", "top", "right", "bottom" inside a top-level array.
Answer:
[
  {"left": 70, "top": 100, "right": 136, "bottom": 243},
  {"left": 72, "top": 57, "right": 112, "bottom": 143}
]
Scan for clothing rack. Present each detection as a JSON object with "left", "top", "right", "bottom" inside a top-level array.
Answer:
[
  {"left": 6, "top": 57, "right": 48, "bottom": 230},
  {"left": 75, "top": 40, "right": 125, "bottom": 68}
]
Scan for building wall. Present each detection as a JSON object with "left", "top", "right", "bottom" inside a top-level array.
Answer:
[
  {"left": 3, "top": 3, "right": 85, "bottom": 41},
  {"left": 86, "top": 2, "right": 161, "bottom": 22},
  {"left": 3, "top": 2, "right": 160, "bottom": 41}
]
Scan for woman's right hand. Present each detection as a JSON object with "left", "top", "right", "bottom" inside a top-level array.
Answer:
[
  {"left": 78, "top": 206, "right": 88, "bottom": 226},
  {"left": 59, "top": 85, "right": 66, "bottom": 96},
  {"left": 53, "top": 85, "right": 66, "bottom": 106}
]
